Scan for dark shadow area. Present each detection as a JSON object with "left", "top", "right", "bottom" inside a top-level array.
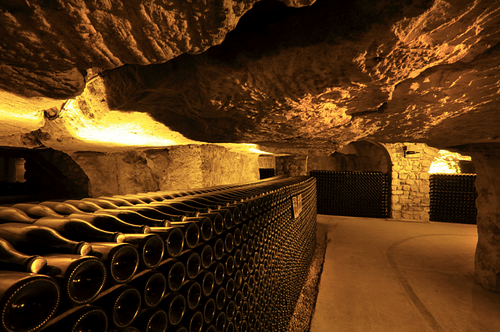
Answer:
[{"left": 0, "top": 148, "right": 89, "bottom": 204}]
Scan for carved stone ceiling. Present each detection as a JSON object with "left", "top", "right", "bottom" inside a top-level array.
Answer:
[{"left": 1, "top": 0, "right": 500, "bottom": 155}]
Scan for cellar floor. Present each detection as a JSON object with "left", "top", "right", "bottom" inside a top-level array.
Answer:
[{"left": 310, "top": 215, "right": 500, "bottom": 332}]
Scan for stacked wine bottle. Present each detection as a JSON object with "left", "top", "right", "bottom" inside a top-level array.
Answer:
[
  {"left": 0, "top": 175, "right": 317, "bottom": 332},
  {"left": 310, "top": 170, "right": 389, "bottom": 218},
  {"left": 429, "top": 174, "right": 477, "bottom": 224}
]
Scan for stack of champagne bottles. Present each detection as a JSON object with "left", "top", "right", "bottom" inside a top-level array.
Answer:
[
  {"left": 0, "top": 175, "right": 317, "bottom": 332},
  {"left": 310, "top": 170, "right": 389, "bottom": 218},
  {"left": 258, "top": 169, "right": 275, "bottom": 180},
  {"left": 429, "top": 174, "right": 477, "bottom": 224}
]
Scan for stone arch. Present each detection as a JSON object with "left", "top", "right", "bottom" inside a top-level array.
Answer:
[
  {"left": 334, "top": 140, "right": 392, "bottom": 173},
  {"left": 307, "top": 140, "right": 392, "bottom": 174}
]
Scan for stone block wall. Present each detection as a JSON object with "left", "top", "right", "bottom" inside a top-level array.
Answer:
[{"left": 383, "top": 143, "right": 439, "bottom": 221}]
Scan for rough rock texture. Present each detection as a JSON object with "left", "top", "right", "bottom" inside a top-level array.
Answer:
[
  {"left": 275, "top": 155, "right": 308, "bottom": 177},
  {"left": 2, "top": 0, "right": 500, "bottom": 294},
  {"left": 98, "top": 0, "right": 500, "bottom": 152},
  {"left": 0, "top": 0, "right": 314, "bottom": 99},
  {"left": 457, "top": 143, "right": 500, "bottom": 292},
  {"left": 69, "top": 144, "right": 259, "bottom": 197},
  {"left": 307, "top": 141, "right": 391, "bottom": 173}
]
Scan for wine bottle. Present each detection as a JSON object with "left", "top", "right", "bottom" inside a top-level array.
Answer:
[
  {"left": 42, "top": 305, "right": 108, "bottom": 332},
  {"left": 234, "top": 291, "right": 243, "bottom": 309},
  {"left": 0, "top": 271, "right": 60, "bottom": 332},
  {"left": 158, "top": 222, "right": 199, "bottom": 249},
  {"left": 157, "top": 260, "right": 186, "bottom": 292},
  {"left": 233, "top": 311, "right": 242, "bottom": 330},
  {"left": 161, "top": 292, "right": 186, "bottom": 326},
  {"left": 225, "top": 300, "right": 236, "bottom": 322},
  {"left": 234, "top": 270, "right": 243, "bottom": 290},
  {"left": 33, "top": 216, "right": 125, "bottom": 243},
  {"left": 98, "top": 196, "right": 135, "bottom": 206},
  {"left": 213, "top": 286, "right": 227, "bottom": 311},
  {"left": 225, "top": 321, "right": 235, "bottom": 332},
  {"left": 215, "top": 311, "right": 226, "bottom": 332},
  {"left": 131, "top": 307, "right": 168, "bottom": 332},
  {"left": 148, "top": 226, "right": 184, "bottom": 258},
  {"left": 122, "top": 194, "right": 152, "bottom": 204},
  {"left": 221, "top": 255, "right": 235, "bottom": 277},
  {"left": 233, "top": 228, "right": 242, "bottom": 247},
  {"left": 203, "top": 324, "right": 216, "bottom": 332},
  {"left": 82, "top": 197, "right": 122, "bottom": 209},
  {"left": 198, "top": 212, "right": 224, "bottom": 235},
  {"left": 196, "top": 271, "right": 215, "bottom": 297},
  {"left": 212, "top": 237, "right": 224, "bottom": 261},
  {"left": 43, "top": 253, "right": 107, "bottom": 305},
  {"left": 181, "top": 310, "right": 204, "bottom": 332},
  {"left": 182, "top": 251, "right": 201, "bottom": 279},
  {"left": 224, "top": 233, "right": 234, "bottom": 253},
  {"left": 0, "top": 223, "right": 91, "bottom": 256},
  {"left": 185, "top": 217, "right": 213, "bottom": 242},
  {"left": 141, "top": 203, "right": 199, "bottom": 218},
  {"left": 0, "top": 237, "right": 46, "bottom": 273},
  {"left": 0, "top": 206, "right": 35, "bottom": 223},
  {"left": 117, "top": 205, "right": 186, "bottom": 222},
  {"left": 64, "top": 199, "right": 103, "bottom": 212},
  {"left": 95, "top": 285, "right": 142, "bottom": 329},
  {"left": 40, "top": 201, "right": 87, "bottom": 215},
  {"left": 156, "top": 201, "right": 211, "bottom": 214},
  {"left": 209, "top": 262, "right": 225, "bottom": 286},
  {"left": 183, "top": 280, "right": 202, "bottom": 309},
  {"left": 129, "top": 271, "right": 167, "bottom": 308},
  {"left": 171, "top": 197, "right": 220, "bottom": 210},
  {"left": 199, "top": 297, "right": 216, "bottom": 324},
  {"left": 198, "top": 244, "right": 213, "bottom": 270},
  {"left": 90, "top": 242, "right": 139, "bottom": 284},
  {"left": 135, "top": 193, "right": 165, "bottom": 202},
  {"left": 223, "top": 278, "right": 235, "bottom": 299},
  {"left": 11, "top": 203, "right": 64, "bottom": 218},
  {"left": 68, "top": 213, "right": 150, "bottom": 234},
  {"left": 95, "top": 209, "right": 169, "bottom": 227},
  {"left": 121, "top": 233, "right": 165, "bottom": 269}
]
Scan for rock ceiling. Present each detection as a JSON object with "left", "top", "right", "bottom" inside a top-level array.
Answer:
[{"left": 1, "top": 0, "right": 500, "bottom": 154}]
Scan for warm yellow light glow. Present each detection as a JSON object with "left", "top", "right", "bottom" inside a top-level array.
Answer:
[
  {"left": 0, "top": 109, "right": 42, "bottom": 122},
  {"left": 61, "top": 99, "right": 183, "bottom": 146},
  {"left": 429, "top": 150, "right": 472, "bottom": 174},
  {"left": 243, "top": 144, "right": 273, "bottom": 155}
]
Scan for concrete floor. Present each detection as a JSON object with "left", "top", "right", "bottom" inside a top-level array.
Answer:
[{"left": 310, "top": 215, "right": 500, "bottom": 332}]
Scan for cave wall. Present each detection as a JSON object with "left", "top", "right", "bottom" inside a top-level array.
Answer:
[
  {"left": 383, "top": 143, "right": 439, "bottom": 221},
  {"left": 456, "top": 144, "right": 500, "bottom": 292},
  {"left": 276, "top": 155, "right": 308, "bottom": 177},
  {"left": 258, "top": 155, "right": 276, "bottom": 168},
  {"left": 68, "top": 144, "right": 259, "bottom": 197}
]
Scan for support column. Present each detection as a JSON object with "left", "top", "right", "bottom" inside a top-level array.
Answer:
[{"left": 460, "top": 144, "right": 500, "bottom": 292}]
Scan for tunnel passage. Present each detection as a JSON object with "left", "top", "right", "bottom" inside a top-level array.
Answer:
[{"left": 309, "top": 141, "right": 391, "bottom": 218}]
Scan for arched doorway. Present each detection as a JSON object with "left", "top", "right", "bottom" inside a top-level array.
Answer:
[
  {"left": 428, "top": 150, "right": 477, "bottom": 224},
  {"left": 309, "top": 141, "right": 392, "bottom": 218}
]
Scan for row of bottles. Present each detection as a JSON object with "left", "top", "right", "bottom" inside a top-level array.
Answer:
[
  {"left": 310, "top": 170, "right": 389, "bottom": 218},
  {"left": 258, "top": 169, "right": 275, "bottom": 180},
  {"left": 0, "top": 175, "right": 317, "bottom": 332},
  {"left": 429, "top": 174, "right": 477, "bottom": 224},
  {"left": 429, "top": 174, "right": 476, "bottom": 192}
]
